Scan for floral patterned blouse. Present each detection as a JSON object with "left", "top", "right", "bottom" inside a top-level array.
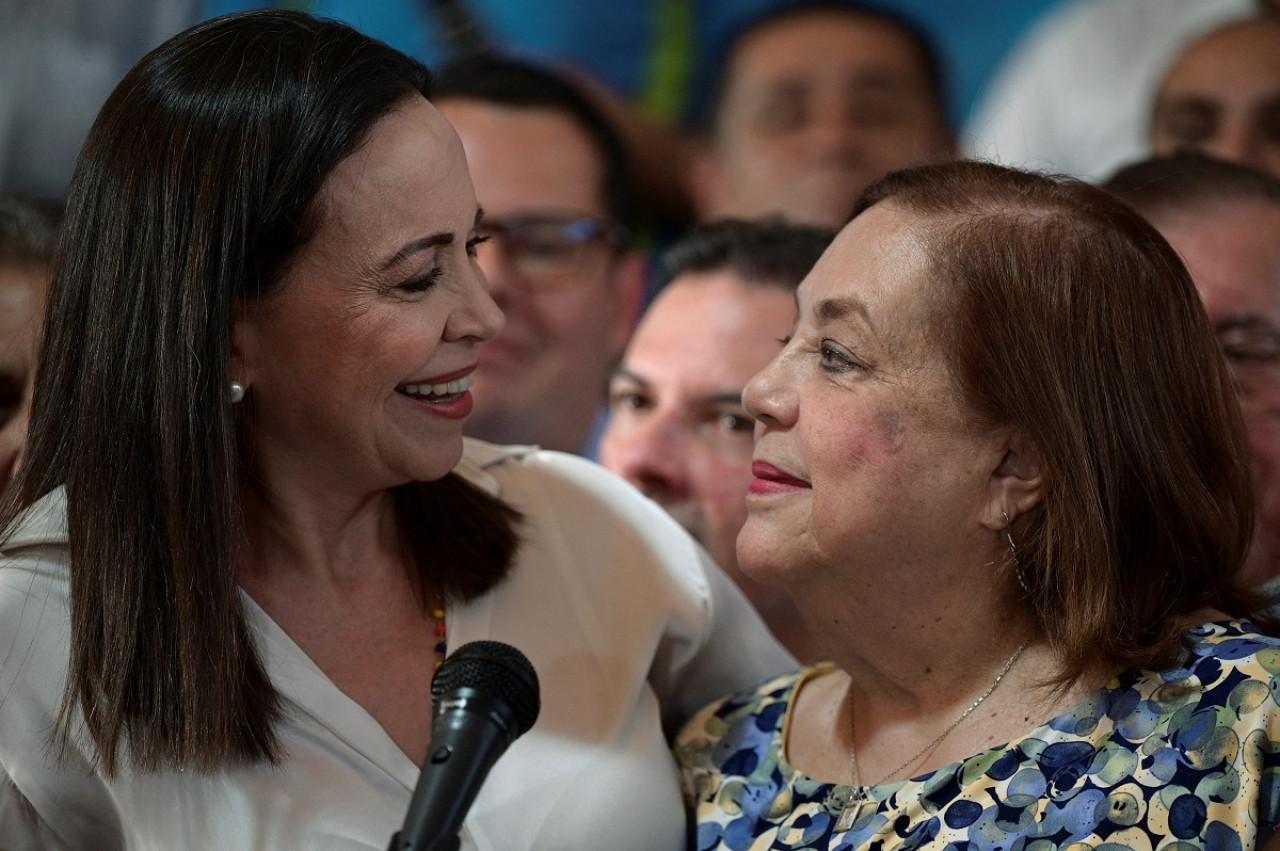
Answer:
[{"left": 675, "top": 621, "right": 1280, "bottom": 850}]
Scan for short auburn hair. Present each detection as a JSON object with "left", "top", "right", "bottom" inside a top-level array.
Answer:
[{"left": 855, "top": 160, "right": 1265, "bottom": 684}]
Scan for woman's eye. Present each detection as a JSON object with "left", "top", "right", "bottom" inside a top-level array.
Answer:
[
  {"left": 466, "top": 234, "right": 491, "bottom": 258},
  {"left": 819, "top": 340, "right": 862, "bottom": 373},
  {"left": 398, "top": 268, "right": 443, "bottom": 294}
]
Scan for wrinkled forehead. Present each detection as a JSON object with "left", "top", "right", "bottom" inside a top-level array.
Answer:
[{"left": 799, "top": 203, "right": 943, "bottom": 339}]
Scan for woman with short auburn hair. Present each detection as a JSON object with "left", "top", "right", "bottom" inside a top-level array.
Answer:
[{"left": 677, "top": 160, "right": 1280, "bottom": 850}]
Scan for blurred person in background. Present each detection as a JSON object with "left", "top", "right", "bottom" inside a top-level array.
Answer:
[
  {"left": 685, "top": 1, "right": 955, "bottom": 229},
  {"left": 0, "top": 194, "right": 60, "bottom": 492},
  {"left": 433, "top": 54, "right": 647, "bottom": 456},
  {"left": 600, "top": 218, "right": 834, "bottom": 662},
  {"left": 1104, "top": 153, "right": 1280, "bottom": 587},
  {"left": 964, "top": 0, "right": 1256, "bottom": 182},
  {"left": 1150, "top": 13, "right": 1280, "bottom": 179}
]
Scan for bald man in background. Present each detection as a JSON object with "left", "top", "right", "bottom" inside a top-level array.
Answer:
[{"left": 1150, "top": 13, "right": 1280, "bottom": 179}]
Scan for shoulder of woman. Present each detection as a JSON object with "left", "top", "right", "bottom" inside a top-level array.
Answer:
[
  {"left": 463, "top": 437, "right": 690, "bottom": 536},
  {"left": 674, "top": 665, "right": 826, "bottom": 753},
  {"left": 0, "top": 485, "right": 68, "bottom": 555},
  {"left": 0, "top": 487, "right": 70, "bottom": 623}
]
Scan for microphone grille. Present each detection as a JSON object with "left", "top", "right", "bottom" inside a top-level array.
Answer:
[{"left": 432, "top": 640, "right": 541, "bottom": 735}]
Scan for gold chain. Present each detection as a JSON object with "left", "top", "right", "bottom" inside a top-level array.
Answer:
[{"left": 835, "top": 642, "right": 1028, "bottom": 832}]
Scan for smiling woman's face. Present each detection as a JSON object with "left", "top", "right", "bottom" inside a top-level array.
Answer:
[
  {"left": 234, "top": 96, "right": 504, "bottom": 496},
  {"left": 738, "top": 201, "right": 1007, "bottom": 589}
]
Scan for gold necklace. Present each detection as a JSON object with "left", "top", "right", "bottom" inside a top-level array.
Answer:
[{"left": 833, "top": 642, "right": 1028, "bottom": 833}]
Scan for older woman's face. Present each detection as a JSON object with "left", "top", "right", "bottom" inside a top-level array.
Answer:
[
  {"left": 739, "top": 202, "right": 1006, "bottom": 587},
  {"left": 234, "top": 96, "right": 503, "bottom": 494}
]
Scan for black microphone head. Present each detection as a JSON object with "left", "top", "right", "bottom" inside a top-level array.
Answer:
[{"left": 432, "top": 640, "right": 540, "bottom": 736}]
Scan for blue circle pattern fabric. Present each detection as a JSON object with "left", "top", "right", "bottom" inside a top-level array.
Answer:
[{"left": 674, "top": 621, "right": 1280, "bottom": 850}]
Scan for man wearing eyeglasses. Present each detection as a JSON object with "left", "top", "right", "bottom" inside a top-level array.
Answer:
[
  {"left": 1104, "top": 153, "right": 1280, "bottom": 587},
  {"left": 433, "top": 54, "right": 647, "bottom": 456}
]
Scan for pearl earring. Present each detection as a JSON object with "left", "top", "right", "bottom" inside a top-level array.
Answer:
[{"left": 230, "top": 381, "right": 245, "bottom": 404}]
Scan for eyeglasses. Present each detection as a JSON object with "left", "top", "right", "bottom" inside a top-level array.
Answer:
[{"left": 475, "top": 214, "right": 630, "bottom": 290}]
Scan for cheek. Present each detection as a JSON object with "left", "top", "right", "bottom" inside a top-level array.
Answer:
[
  {"left": 729, "top": 135, "right": 798, "bottom": 173},
  {"left": 531, "top": 289, "right": 608, "bottom": 346},
  {"left": 325, "top": 323, "right": 407, "bottom": 375},
  {"left": 698, "top": 455, "right": 754, "bottom": 520},
  {"left": 1238, "top": 374, "right": 1280, "bottom": 417},
  {"left": 1250, "top": 418, "right": 1280, "bottom": 479},
  {"left": 317, "top": 314, "right": 447, "bottom": 396},
  {"left": 875, "top": 410, "right": 906, "bottom": 455},
  {"left": 811, "top": 408, "right": 902, "bottom": 481},
  {"left": 595, "top": 427, "right": 624, "bottom": 467}
]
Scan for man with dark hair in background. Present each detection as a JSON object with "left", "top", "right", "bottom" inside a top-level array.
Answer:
[
  {"left": 600, "top": 218, "right": 834, "bottom": 660},
  {"left": 434, "top": 55, "right": 648, "bottom": 456}
]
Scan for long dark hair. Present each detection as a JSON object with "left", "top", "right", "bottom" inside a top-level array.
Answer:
[
  {"left": 1, "top": 10, "right": 520, "bottom": 776},
  {"left": 855, "top": 161, "right": 1264, "bottom": 683}
]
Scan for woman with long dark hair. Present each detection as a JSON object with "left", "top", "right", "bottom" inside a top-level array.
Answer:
[{"left": 0, "top": 12, "right": 791, "bottom": 848}]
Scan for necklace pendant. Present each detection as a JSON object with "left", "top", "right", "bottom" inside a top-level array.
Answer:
[{"left": 834, "top": 789, "right": 867, "bottom": 832}]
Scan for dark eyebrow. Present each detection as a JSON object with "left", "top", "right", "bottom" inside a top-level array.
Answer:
[
  {"left": 377, "top": 209, "right": 483, "bottom": 272},
  {"left": 612, "top": 367, "right": 746, "bottom": 407},
  {"left": 378, "top": 232, "right": 454, "bottom": 272},
  {"left": 610, "top": 367, "right": 651, "bottom": 388},
  {"left": 814, "top": 295, "right": 873, "bottom": 329}
]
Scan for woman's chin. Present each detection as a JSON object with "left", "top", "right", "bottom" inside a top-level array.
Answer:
[
  {"left": 735, "top": 531, "right": 795, "bottom": 586},
  {"left": 404, "top": 439, "right": 466, "bottom": 484}
]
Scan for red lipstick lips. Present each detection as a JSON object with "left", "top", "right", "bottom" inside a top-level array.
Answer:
[
  {"left": 417, "top": 365, "right": 476, "bottom": 385},
  {"left": 749, "top": 460, "right": 811, "bottom": 494},
  {"left": 398, "top": 365, "right": 477, "bottom": 420}
]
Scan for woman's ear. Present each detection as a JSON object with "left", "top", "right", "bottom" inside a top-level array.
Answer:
[{"left": 983, "top": 428, "right": 1044, "bottom": 530}]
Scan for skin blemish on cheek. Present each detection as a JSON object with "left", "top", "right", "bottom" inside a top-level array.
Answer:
[{"left": 877, "top": 410, "right": 905, "bottom": 454}]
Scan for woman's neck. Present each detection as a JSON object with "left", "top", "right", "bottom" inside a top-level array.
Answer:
[{"left": 237, "top": 475, "right": 404, "bottom": 591}]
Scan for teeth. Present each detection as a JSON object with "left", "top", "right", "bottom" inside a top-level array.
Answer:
[{"left": 403, "top": 374, "right": 474, "bottom": 398}]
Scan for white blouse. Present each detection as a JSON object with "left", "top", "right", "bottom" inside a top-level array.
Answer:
[{"left": 0, "top": 440, "right": 794, "bottom": 850}]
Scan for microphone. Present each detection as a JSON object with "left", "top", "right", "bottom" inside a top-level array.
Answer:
[{"left": 388, "top": 640, "right": 541, "bottom": 851}]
